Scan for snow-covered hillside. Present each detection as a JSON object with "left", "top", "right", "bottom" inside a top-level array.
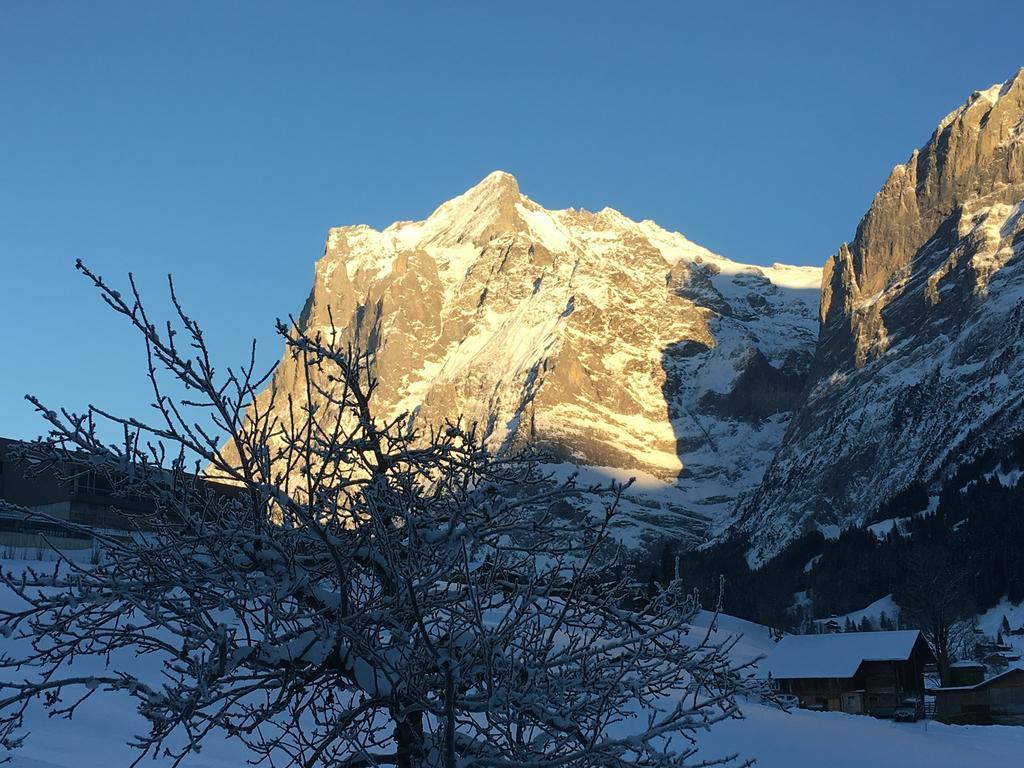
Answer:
[
  {"left": 813, "top": 594, "right": 902, "bottom": 631},
  {"left": 978, "top": 598, "right": 1024, "bottom": 660},
  {"left": 249, "top": 171, "right": 821, "bottom": 547}
]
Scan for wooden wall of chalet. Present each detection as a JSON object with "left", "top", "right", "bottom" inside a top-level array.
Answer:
[
  {"left": 0, "top": 440, "right": 72, "bottom": 508},
  {"left": 935, "top": 668, "right": 1024, "bottom": 724}
]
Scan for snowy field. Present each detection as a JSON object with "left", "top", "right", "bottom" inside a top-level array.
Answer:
[
  {"left": 689, "top": 611, "right": 1024, "bottom": 767},
  {"left": 702, "top": 704, "right": 1024, "bottom": 768},
  {"left": 9, "top": 685, "right": 1021, "bottom": 768},
  {"left": 2, "top": 559, "right": 1023, "bottom": 767}
]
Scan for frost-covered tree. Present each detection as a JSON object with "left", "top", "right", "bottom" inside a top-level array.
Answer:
[{"left": 0, "top": 263, "right": 754, "bottom": 767}]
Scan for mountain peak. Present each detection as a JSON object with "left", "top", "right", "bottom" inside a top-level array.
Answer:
[
  {"left": 936, "top": 66, "right": 1024, "bottom": 133},
  {"left": 266, "top": 170, "right": 822, "bottom": 549},
  {"left": 451, "top": 170, "right": 523, "bottom": 213},
  {"left": 747, "top": 69, "right": 1024, "bottom": 562},
  {"left": 450, "top": 171, "right": 524, "bottom": 215},
  {"left": 475, "top": 170, "right": 520, "bottom": 193},
  {"left": 415, "top": 171, "right": 526, "bottom": 245}
]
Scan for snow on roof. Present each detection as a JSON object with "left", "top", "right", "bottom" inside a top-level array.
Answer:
[
  {"left": 760, "top": 630, "right": 925, "bottom": 680},
  {"left": 930, "top": 665, "right": 1024, "bottom": 692}
]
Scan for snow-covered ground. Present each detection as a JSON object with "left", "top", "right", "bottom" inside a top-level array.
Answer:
[
  {"left": 702, "top": 703, "right": 1024, "bottom": 768},
  {"left": 977, "top": 597, "right": 1024, "bottom": 659},
  {"left": 2, "top": 558, "right": 1023, "bottom": 767},
  {"left": 0, "top": 557, "right": 245, "bottom": 767},
  {"left": 13, "top": 680, "right": 1022, "bottom": 768}
]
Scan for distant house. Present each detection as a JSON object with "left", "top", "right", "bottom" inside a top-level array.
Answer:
[
  {"left": 931, "top": 667, "right": 1024, "bottom": 724},
  {"left": 946, "top": 661, "right": 986, "bottom": 687},
  {"left": 761, "top": 630, "right": 934, "bottom": 717},
  {"left": 0, "top": 438, "right": 233, "bottom": 550},
  {"left": 821, "top": 619, "right": 842, "bottom": 634},
  {"left": 0, "top": 438, "right": 143, "bottom": 549}
]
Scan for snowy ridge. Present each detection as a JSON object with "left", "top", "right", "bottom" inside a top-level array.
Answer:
[{"left": 270, "top": 171, "right": 821, "bottom": 546}]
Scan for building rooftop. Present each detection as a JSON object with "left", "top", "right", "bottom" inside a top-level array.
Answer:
[{"left": 760, "top": 630, "right": 926, "bottom": 679}]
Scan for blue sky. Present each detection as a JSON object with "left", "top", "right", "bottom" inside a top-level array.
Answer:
[{"left": 3, "top": 1, "right": 1023, "bottom": 441}]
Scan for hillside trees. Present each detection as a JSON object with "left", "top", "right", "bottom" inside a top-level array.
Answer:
[
  {"left": 0, "top": 263, "right": 754, "bottom": 768},
  {"left": 671, "top": 461, "right": 1024, "bottom": 635}
]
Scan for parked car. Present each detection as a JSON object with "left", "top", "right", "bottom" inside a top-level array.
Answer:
[{"left": 894, "top": 697, "right": 924, "bottom": 722}]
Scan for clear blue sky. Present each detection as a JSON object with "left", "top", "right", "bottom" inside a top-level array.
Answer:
[{"left": 3, "top": 1, "right": 1023, "bottom": 442}]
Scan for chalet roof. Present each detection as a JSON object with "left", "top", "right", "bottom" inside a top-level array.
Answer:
[
  {"left": 930, "top": 666, "right": 1024, "bottom": 692},
  {"left": 760, "top": 630, "right": 927, "bottom": 680}
]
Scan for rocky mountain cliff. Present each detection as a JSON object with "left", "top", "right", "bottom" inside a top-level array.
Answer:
[
  {"left": 250, "top": 69, "right": 1024, "bottom": 560},
  {"left": 742, "top": 68, "right": 1024, "bottom": 562},
  {"left": 265, "top": 171, "right": 821, "bottom": 546}
]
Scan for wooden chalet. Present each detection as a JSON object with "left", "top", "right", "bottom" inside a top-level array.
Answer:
[
  {"left": 761, "top": 630, "right": 934, "bottom": 717},
  {"left": 931, "top": 666, "right": 1024, "bottom": 724}
]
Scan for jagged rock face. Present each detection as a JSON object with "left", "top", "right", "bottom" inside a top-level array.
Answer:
[
  {"left": 744, "top": 69, "right": 1024, "bottom": 562},
  {"left": 819, "top": 69, "right": 1024, "bottom": 373},
  {"left": 266, "top": 172, "right": 821, "bottom": 545}
]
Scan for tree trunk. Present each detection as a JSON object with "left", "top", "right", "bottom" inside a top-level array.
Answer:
[
  {"left": 444, "top": 669, "right": 456, "bottom": 768},
  {"left": 394, "top": 709, "right": 424, "bottom": 768}
]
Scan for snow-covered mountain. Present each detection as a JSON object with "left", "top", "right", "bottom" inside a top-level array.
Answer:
[
  {"left": 257, "top": 69, "right": 1024, "bottom": 559},
  {"left": 742, "top": 68, "right": 1024, "bottom": 562},
  {"left": 267, "top": 170, "right": 821, "bottom": 545}
]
